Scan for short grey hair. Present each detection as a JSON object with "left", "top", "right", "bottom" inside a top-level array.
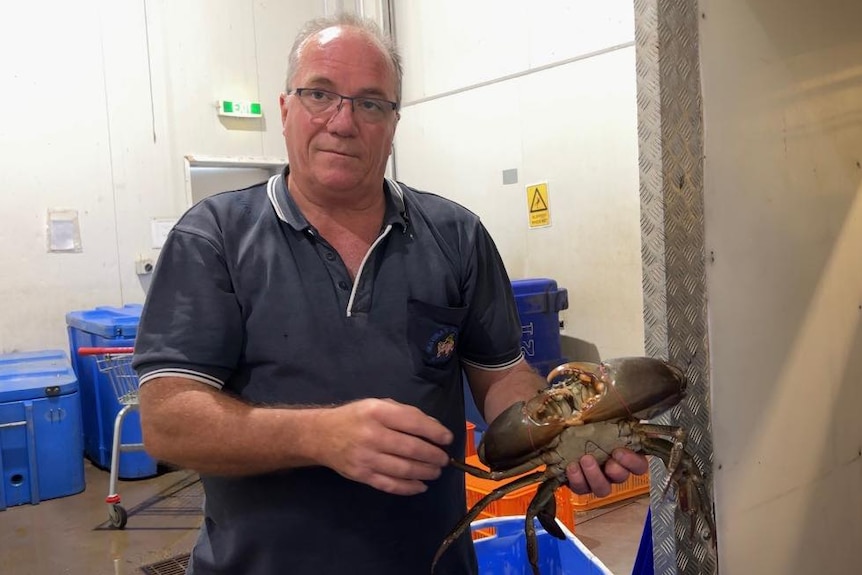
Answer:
[{"left": 285, "top": 13, "right": 403, "bottom": 105}]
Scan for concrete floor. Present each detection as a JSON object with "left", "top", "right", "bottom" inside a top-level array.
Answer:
[
  {"left": 0, "top": 461, "right": 649, "bottom": 575},
  {"left": 574, "top": 495, "right": 650, "bottom": 575}
]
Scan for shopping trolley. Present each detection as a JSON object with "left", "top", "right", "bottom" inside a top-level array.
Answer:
[{"left": 77, "top": 346, "right": 143, "bottom": 529}]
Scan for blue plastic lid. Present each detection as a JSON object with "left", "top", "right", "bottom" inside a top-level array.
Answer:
[
  {"left": 65, "top": 304, "right": 144, "bottom": 338},
  {"left": 511, "top": 278, "right": 569, "bottom": 314},
  {"left": 0, "top": 350, "right": 78, "bottom": 402},
  {"left": 512, "top": 277, "right": 558, "bottom": 293}
]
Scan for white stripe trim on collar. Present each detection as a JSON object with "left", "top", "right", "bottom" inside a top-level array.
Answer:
[
  {"left": 267, "top": 173, "right": 288, "bottom": 222},
  {"left": 345, "top": 224, "right": 393, "bottom": 317},
  {"left": 385, "top": 177, "right": 405, "bottom": 205}
]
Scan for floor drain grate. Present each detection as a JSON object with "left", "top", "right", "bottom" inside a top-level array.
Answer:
[{"left": 140, "top": 553, "right": 190, "bottom": 574}]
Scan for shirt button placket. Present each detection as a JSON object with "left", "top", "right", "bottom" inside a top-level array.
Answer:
[{"left": 323, "top": 252, "right": 349, "bottom": 290}]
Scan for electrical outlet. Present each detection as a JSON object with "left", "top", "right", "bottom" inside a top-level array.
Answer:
[{"left": 135, "top": 257, "right": 155, "bottom": 275}]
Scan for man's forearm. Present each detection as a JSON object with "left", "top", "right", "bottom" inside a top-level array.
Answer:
[
  {"left": 466, "top": 360, "right": 547, "bottom": 425},
  {"left": 139, "top": 377, "right": 330, "bottom": 476}
]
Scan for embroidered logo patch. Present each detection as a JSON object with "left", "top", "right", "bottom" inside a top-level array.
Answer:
[{"left": 424, "top": 329, "right": 458, "bottom": 365}]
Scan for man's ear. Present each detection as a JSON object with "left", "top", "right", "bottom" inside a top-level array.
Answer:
[{"left": 279, "top": 93, "right": 290, "bottom": 125}]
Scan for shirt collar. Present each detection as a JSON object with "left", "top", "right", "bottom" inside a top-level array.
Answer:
[{"left": 267, "top": 165, "right": 409, "bottom": 233}]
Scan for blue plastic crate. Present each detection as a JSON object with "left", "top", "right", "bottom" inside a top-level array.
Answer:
[
  {"left": 472, "top": 516, "right": 612, "bottom": 575},
  {"left": 66, "top": 304, "right": 157, "bottom": 479},
  {"left": 0, "top": 350, "right": 85, "bottom": 510}
]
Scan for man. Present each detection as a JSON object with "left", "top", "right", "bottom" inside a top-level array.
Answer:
[{"left": 133, "top": 13, "right": 646, "bottom": 575}]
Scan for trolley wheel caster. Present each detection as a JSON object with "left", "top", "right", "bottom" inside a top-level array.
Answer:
[{"left": 109, "top": 504, "right": 128, "bottom": 529}]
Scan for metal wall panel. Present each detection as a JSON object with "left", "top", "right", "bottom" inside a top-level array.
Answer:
[{"left": 634, "top": 0, "right": 717, "bottom": 573}]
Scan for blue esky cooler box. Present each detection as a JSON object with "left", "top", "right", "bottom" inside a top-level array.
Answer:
[
  {"left": 66, "top": 304, "right": 157, "bottom": 479},
  {"left": 0, "top": 350, "right": 85, "bottom": 509}
]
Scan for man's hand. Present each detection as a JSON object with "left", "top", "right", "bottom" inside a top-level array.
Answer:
[
  {"left": 565, "top": 448, "right": 649, "bottom": 497},
  {"left": 315, "top": 398, "right": 454, "bottom": 496}
]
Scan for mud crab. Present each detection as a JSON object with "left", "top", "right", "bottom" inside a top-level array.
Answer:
[{"left": 433, "top": 356, "right": 715, "bottom": 575}]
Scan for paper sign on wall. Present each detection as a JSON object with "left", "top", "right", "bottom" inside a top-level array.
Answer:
[
  {"left": 151, "top": 218, "right": 178, "bottom": 249},
  {"left": 47, "top": 209, "right": 82, "bottom": 253},
  {"left": 526, "top": 182, "right": 551, "bottom": 228}
]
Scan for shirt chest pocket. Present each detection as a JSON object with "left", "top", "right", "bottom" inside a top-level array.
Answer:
[{"left": 407, "top": 299, "right": 468, "bottom": 383}]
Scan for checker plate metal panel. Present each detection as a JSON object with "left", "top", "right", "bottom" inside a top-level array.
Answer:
[{"left": 635, "top": 0, "right": 717, "bottom": 573}]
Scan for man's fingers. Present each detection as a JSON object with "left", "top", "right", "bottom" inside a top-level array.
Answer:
[
  {"left": 566, "top": 449, "right": 650, "bottom": 497},
  {"left": 336, "top": 422, "right": 450, "bottom": 476},
  {"left": 343, "top": 452, "right": 445, "bottom": 496},
  {"left": 365, "top": 401, "right": 453, "bottom": 467},
  {"left": 602, "top": 457, "right": 631, "bottom": 484},
  {"left": 566, "top": 455, "right": 614, "bottom": 497},
  {"left": 383, "top": 433, "right": 451, "bottom": 468},
  {"left": 360, "top": 450, "right": 444, "bottom": 482},
  {"left": 376, "top": 400, "right": 454, "bottom": 447},
  {"left": 578, "top": 455, "right": 612, "bottom": 497},
  {"left": 365, "top": 473, "right": 429, "bottom": 496},
  {"left": 327, "top": 399, "right": 456, "bottom": 495},
  {"left": 611, "top": 448, "right": 649, "bottom": 475},
  {"left": 564, "top": 462, "right": 591, "bottom": 495}
]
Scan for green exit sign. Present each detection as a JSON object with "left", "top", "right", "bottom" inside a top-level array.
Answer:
[{"left": 218, "top": 100, "right": 262, "bottom": 118}]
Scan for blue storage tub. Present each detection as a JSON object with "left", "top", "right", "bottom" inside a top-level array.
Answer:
[
  {"left": 0, "top": 350, "right": 85, "bottom": 510},
  {"left": 472, "top": 516, "right": 611, "bottom": 575},
  {"left": 465, "top": 278, "right": 569, "bottom": 430},
  {"left": 510, "top": 278, "right": 569, "bottom": 376},
  {"left": 66, "top": 304, "right": 157, "bottom": 479}
]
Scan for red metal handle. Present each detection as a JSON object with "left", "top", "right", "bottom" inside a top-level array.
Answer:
[{"left": 77, "top": 346, "right": 135, "bottom": 356}]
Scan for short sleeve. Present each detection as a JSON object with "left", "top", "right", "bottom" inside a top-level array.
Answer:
[
  {"left": 457, "top": 222, "right": 523, "bottom": 369},
  {"left": 132, "top": 222, "right": 242, "bottom": 388}
]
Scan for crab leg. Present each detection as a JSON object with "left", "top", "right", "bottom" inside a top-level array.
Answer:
[
  {"left": 634, "top": 423, "right": 688, "bottom": 473},
  {"left": 524, "top": 475, "right": 569, "bottom": 575},
  {"left": 431, "top": 471, "right": 546, "bottom": 574},
  {"left": 642, "top": 437, "right": 716, "bottom": 545},
  {"left": 449, "top": 456, "right": 547, "bottom": 480}
]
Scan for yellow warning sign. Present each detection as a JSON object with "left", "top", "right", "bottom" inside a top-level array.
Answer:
[{"left": 526, "top": 182, "right": 550, "bottom": 228}]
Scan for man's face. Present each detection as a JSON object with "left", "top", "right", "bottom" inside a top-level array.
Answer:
[{"left": 281, "top": 26, "right": 399, "bottom": 197}]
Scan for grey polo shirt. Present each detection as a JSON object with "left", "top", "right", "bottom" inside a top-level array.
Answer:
[{"left": 133, "top": 168, "right": 523, "bottom": 575}]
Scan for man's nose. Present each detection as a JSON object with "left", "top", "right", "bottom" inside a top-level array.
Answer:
[{"left": 327, "top": 98, "right": 358, "bottom": 130}]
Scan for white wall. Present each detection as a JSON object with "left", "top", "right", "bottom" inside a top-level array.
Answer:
[
  {"left": 0, "top": 0, "right": 323, "bottom": 353},
  {"left": 701, "top": 0, "right": 862, "bottom": 573},
  {"left": 0, "top": 0, "right": 643, "bottom": 363},
  {"left": 393, "top": 0, "right": 645, "bottom": 360},
  {"left": 5, "top": 1, "right": 857, "bottom": 570}
]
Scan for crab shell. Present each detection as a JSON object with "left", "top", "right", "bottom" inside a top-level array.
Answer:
[{"left": 478, "top": 356, "right": 687, "bottom": 469}]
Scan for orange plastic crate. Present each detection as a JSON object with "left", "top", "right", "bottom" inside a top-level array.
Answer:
[
  {"left": 568, "top": 470, "right": 650, "bottom": 511},
  {"left": 463, "top": 455, "right": 575, "bottom": 539},
  {"left": 465, "top": 421, "right": 477, "bottom": 458}
]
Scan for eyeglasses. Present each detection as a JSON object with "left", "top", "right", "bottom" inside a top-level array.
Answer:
[{"left": 290, "top": 88, "right": 398, "bottom": 123}]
